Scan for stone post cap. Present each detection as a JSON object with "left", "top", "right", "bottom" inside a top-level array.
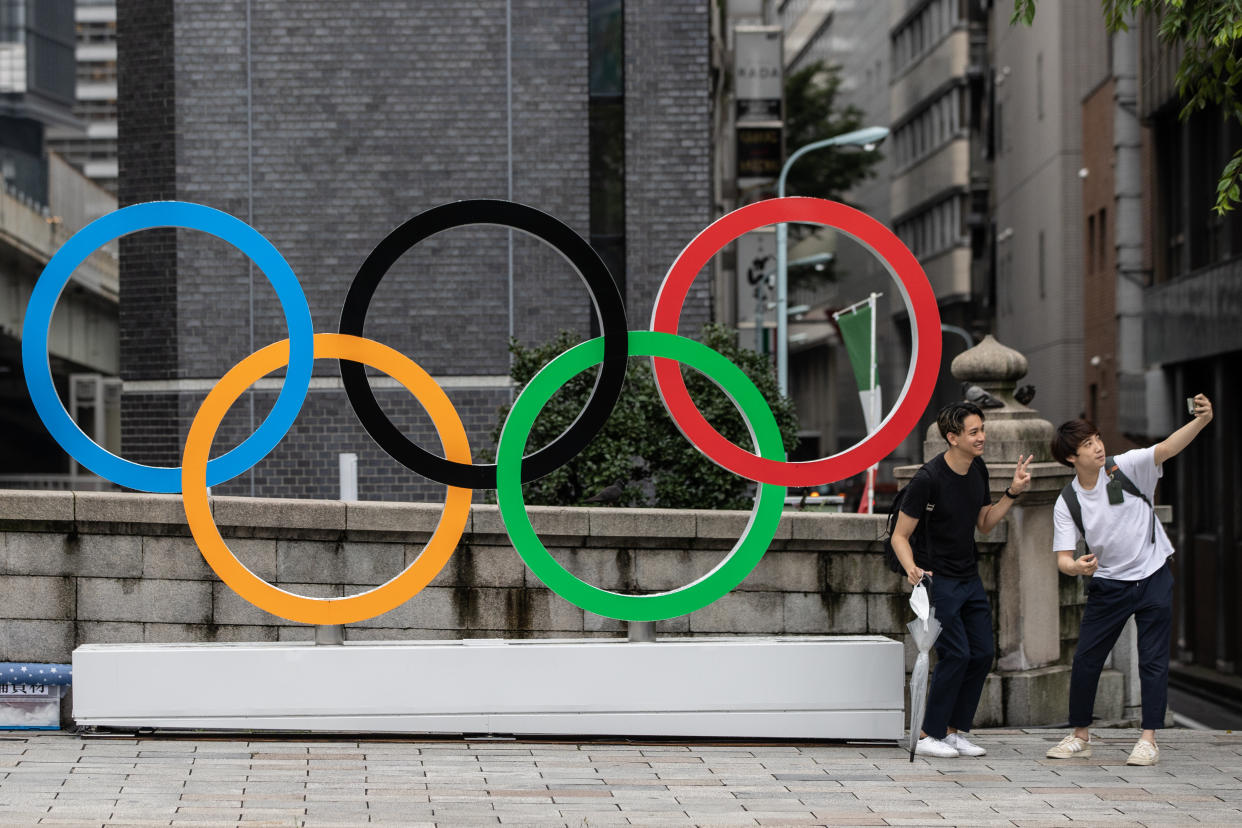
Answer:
[
  {"left": 923, "top": 334, "right": 1054, "bottom": 463},
  {"left": 951, "top": 334, "right": 1028, "bottom": 382}
]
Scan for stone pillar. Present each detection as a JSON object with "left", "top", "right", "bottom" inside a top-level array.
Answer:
[{"left": 898, "top": 335, "right": 1075, "bottom": 725}]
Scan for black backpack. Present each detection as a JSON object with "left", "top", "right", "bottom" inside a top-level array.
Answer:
[
  {"left": 1059, "top": 455, "right": 1156, "bottom": 553},
  {"left": 881, "top": 468, "right": 936, "bottom": 574}
]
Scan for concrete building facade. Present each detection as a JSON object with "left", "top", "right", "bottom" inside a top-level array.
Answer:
[
  {"left": 47, "top": 1, "right": 120, "bottom": 193},
  {"left": 720, "top": 1, "right": 909, "bottom": 488},
  {"left": 1, "top": 154, "right": 119, "bottom": 487},
  {"left": 998, "top": 5, "right": 1241, "bottom": 709},
  {"left": 889, "top": 0, "right": 993, "bottom": 428},
  {"left": 1, "top": 0, "right": 119, "bottom": 489},
  {"left": 1, "top": 0, "right": 78, "bottom": 204},
  {"left": 115, "top": 0, "right": 713, "bottom": 502},
  {"left": 987, "top": 1, "right": 1111, "bottom": 428},
  {"left": 1131, "top": 17, "right": 1242, "bottom": 693}
]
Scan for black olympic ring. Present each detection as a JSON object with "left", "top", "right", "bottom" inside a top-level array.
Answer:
[{"left": 338, "top": 199, "right": 629, "bottom": 489}]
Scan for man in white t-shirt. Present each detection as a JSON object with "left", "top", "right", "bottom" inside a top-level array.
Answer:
[{"left": 1044, "top": 394, "right": 1214, "bottom": 766}]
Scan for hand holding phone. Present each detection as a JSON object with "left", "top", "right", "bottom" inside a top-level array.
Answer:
[{"left": 1187, "top": 394, "right": 1214, "bottom": 422}]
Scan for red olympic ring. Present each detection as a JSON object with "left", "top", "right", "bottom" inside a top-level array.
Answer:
[{"left": 649, "top": 197, "right": 941, "bottom": 487}]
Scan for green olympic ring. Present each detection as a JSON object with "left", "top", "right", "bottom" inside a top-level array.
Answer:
[{"left": 496, "top": 330, "right": 787, "bottom": 621}]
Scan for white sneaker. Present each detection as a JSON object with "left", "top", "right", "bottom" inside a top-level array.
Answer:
[
  {"left": 914, "top": 736, "right": 959, "bottom": 758},
  {"left": 944, "top": 732, "right": 986, "bottom": 756},
  {"left": 1126, "top": 738, "right": 1159, "bottom": 766},
  {"left": 1046, "top": 733, "right": 1091, "bottom": 759}
]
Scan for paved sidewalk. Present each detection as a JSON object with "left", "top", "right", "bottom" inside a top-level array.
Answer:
[{"left": 1, "top": 728, "right": 1240, "bottom": 826}]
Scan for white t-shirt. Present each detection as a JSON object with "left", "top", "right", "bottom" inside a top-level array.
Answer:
[{"left": 1052, "top": 446, "right": 1174, "bottom": 581}]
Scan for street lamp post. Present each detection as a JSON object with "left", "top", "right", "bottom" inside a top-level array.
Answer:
[
  {"left": 775, "top": 125, "right": 889, "bottom": 395},
  {"left": 749, "top": 252, "right": 834, "bottom": 357}
]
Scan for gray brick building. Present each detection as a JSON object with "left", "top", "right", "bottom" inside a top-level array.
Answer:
[{"left": 116, "top": 0, "right": 713, "bottom": 501}]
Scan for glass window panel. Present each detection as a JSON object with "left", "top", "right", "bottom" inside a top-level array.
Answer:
[
  {"left": 591, "top": 234, "right": 625, "bottom": 323},
  {"left": 1098, "top": 207, "right": 1107, "bottom": 272},
  {"left": 589, "top": 100, "right": 625, "bottom": 241},
  {"left": 589, "top": 0, "right": 623, "bottom": 97},
  {"left": 1038, "top": 230, "right": 1046, "bottom": 297}
]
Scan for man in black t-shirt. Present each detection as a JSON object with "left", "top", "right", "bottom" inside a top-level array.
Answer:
[{"left": 891, "top": 401, "right": 1033, "bottom": 759}]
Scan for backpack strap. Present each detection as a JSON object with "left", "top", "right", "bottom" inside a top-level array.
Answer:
[
  {"left": 923, "top": 466, "right": 937, "bottom": 572},
  {"left": 1059, "top": 455, "right": 1157, "bottom": 555},
  {"left": 898, "top": 464, "right": 937, "bottom": 571},
  {"left": 1104, "top": 455, "right": 1156, "bottom": 544},
  {"left": 1059, "top": 483, "right": 1089, "bottom": 554}
]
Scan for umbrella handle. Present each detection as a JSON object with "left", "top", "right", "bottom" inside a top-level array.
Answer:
[{"left": 917, "top": 574, "right": 934, "bottom": 632}]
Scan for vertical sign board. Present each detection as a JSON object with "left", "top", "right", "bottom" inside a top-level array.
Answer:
[
  {"left": 736, "top": 228, "right": 778, "bottom": 352},
  {"left": 734, "top": 26, "right": 783, "bottom": 122},
  {"left": 736, "top": 125, "right": 782, "bottom": 180},
  {"left": 731, "top": 25, "right": 782, "bottom": 340},
  {"left": 734, "top": 25, "right": 783, "bottom": 188}
]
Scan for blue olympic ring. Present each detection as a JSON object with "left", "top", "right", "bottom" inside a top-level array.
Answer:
[{"left": 22, "top": 201, "right": 314, "bottom": 493}]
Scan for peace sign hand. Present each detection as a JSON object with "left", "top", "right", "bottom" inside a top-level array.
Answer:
[{"left": 1011, "top": 454, "right": 1034, "bottom": 495}]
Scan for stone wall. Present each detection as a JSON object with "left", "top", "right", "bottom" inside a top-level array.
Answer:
[{"left": 1, "top": 489, "right": 1026, "bottom": 725}]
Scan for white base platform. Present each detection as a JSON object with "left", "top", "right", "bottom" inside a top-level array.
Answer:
[{"left": 72, "top": 636, "right": 904, "bottom": 740}]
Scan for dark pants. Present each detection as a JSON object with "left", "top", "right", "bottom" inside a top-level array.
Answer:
[
  {"left": 1069, "top": 559, "right": 1173, "bottom": 731},
  {"left": 921, "top": 575, "right": 994, "bottom": 740}
]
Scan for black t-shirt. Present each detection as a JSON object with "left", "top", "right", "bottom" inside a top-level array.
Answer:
[{"left": 899, "top": 453, "right": 991, "bottom": 580}]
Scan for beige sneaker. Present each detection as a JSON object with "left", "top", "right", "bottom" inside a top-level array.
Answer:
[
  {"left": 1046, "top": 734, "right": 1091, "bottom": 759},
  {"left": 1126, "top": 738, "right": 1159, "bottom": 766}
]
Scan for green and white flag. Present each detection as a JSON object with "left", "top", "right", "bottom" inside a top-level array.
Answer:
[{"left": 834, "top": 294, "right": 881, "bottom": 434}]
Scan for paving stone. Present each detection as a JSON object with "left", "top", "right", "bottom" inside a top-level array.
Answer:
[{"left": 1, "top": 729, "right": 1240, "bottom": 824}]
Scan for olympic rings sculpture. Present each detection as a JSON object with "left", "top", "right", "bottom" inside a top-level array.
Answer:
[{"left": 23, "top": 197, "right": 941, "bottom": 625}]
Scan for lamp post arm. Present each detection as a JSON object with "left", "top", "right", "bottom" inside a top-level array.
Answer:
[
  {"left": 777, "top": 126, "right": 891, "bottom": 200},
  {"left": 778, "top": 138, "right": 830, "bottom": 201},
  {"left": 774, "top": 125, "right": 889, "bottom": 396}
]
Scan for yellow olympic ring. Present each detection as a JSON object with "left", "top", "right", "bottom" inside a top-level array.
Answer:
[{"left": 181, "top": 333, "right": 472, "bottom": 625}]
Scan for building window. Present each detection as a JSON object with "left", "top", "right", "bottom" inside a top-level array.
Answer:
[
  {"left": 1087, "top": 213, "right": 1095, "bottom": 276},
  {"left": 995, "top": 100, "right": 1004, "bottom": 157},
  {"left": 1155, "top": 112, "right": 1185, "bottom": 281},
  {"left": 892, "top": 83, "right": 964, "bottom": 170},
  {"left": 890, "top": 0, "right": 963, "bottom": 77},
  {"left": 1097, "top": 207, "right": 1107, "bottom": 273},
  {"left": 589, "top": 0, "right": 625, "bottom": 306},
  {"left": 998, "top": 246, "right": 1013, "bottom": 315},
  {"left": 1152, "top": 104, "right": 1242, "bottom": 283},
  {"left": 1038, "top": 230, "right": 1046, "bottom": 298},
  {"left": 895, "top": 193, "right": 966, "bottom": 260},
  {"left": 1005, "top": 248, "right": 1014, "bottom": 314},
  {"left": 1036, "top": 52, "right": 1043, "bottom": 121}
]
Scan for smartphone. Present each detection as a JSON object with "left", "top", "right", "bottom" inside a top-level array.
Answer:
[{"left": 1186, "top": 397, "right": 1196, "bottom": 415}]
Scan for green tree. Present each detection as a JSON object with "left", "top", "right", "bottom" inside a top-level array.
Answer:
[
  {"left": 481, "top": 324, "right": 799, "bottom": 510},
  {"left": 1013, "top": 0, "right": 1242, "bottom": 213},
  {"left": 782, "top": 61, "right": 884, "bottom": 200}
]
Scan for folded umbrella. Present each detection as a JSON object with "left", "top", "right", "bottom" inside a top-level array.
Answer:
[{"left": 906, "top": 578, "right": 942, "bottom": 761}]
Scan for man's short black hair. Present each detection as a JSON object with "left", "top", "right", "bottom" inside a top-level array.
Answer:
[
  {"left": 936, "top": 401, "right": 984, "bottom": 442},
  {"left": 1051, "top": 419, "right": 1101, "bottom": 467}
]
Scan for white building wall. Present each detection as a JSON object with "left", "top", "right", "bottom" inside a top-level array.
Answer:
[{"left": 989, "top": 2, "right": 1107, "bottom": 426}]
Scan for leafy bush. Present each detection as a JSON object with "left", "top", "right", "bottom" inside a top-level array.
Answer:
[{"left": 480, "top": 325, "right": 799, "bottom": 510}]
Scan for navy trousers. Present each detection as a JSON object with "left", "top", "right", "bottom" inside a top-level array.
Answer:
[
  {"left": 921, "top": 575, "right": 994, "bottom": 740},
  {"left": 1069, "top": 559, "right": 1173, "bottom": 731}
]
